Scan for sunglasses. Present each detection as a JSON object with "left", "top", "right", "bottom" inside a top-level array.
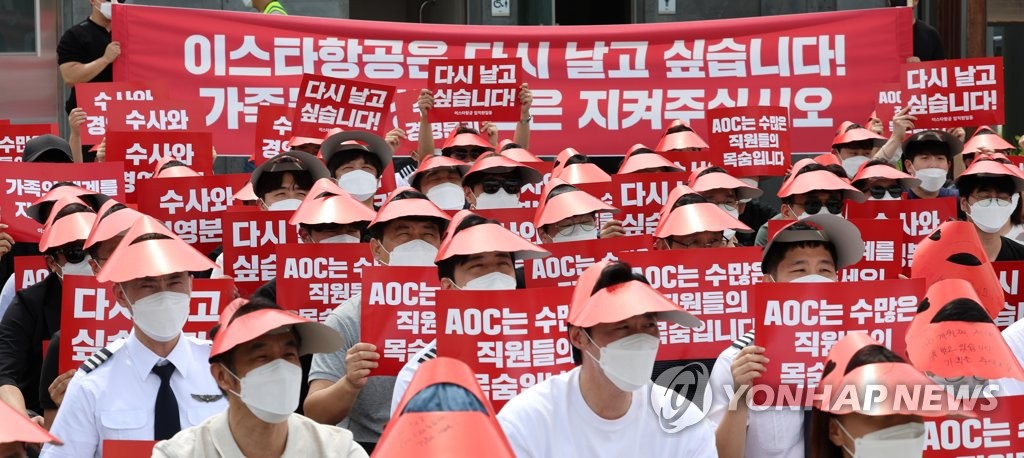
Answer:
[
  {"left": 481, "top": 178, "right": 522, "bottom": 194},
  {"left": 58, "top": 246, "right": 89, "bottom": 264},
  {"left": 802, "top": 199, "right": 844, "bottom": 215},
  {"left": 867, "top": 185, "right": 902, "bottom": 199},
  {"left": 447, "top": 147, "right": 489, "bottom": 162}
]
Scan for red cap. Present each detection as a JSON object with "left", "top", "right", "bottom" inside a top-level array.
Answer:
[
  {"left": 689, "top": 168, "right": 763, "bottom": 201},
  {"left": 777, "top": 170, "right": 866, "bottom": 203},
  {"left": 571, "top": 279, "right": 701, "bottom": 328},
  {"left": 534, "top": 179, "right": 618, "bottom": 228},
  {"left": 963, "top": 126, "right": 1015, "bottom": 154},
  {"left": 765, "top": 214, "right": 864, "bottom": 270},
  {"left": 287, "top": 135, "right": 324, "bottom": 147},
  {"left": 392, "top": 357, "right": 498, "bottom": 417},
  {"left": 655, "top": 202, "right": 751, "bottom": 239},
  {"left": 812, "top": 153, "right": 842, "bottom": 167},
  {"left": 500, "top": 147, "right": 543, "bottom": 164},
  {"left": 778, "top": 158, "right": 818, "bottom": 193},
  {"left": 554, "top": 163, "right": 611, "bottom": 185},
  {"left": 463, "top": 154, "right": 544, "bottom": 185},
  {"left": 658, "top": 184, "right": 699, "bottom": 220},
  {"left": 289, "top": 178, "right": 377, "bottom": 226},
  {"left": 655, "top": 131, "right": 709, "bottom": 152},
  {"left": 0, "top": 397, "right": 62, "bottom": 445},
  {"left": 831, "top": 126, "right": 886, "bottom": 148},
  {"left": 441, "top": 130, "right": 492, "bottom": 150},
  {"left": 96, "top": 215, "right": 219, "bottom": 283},
  {"left": 26, "top": 185, "right": 104, "bottom": 225},
  {"left": 956, "top": 159, "right": 1024, "bottom": 192},
  {"left": 84, "top": 199, "right": 144, "bottom": 250},
  {"left": 210, "top": 300, "right": 343, "bottom": 360},
  {"left": 817, "top": 332, "right": 881, "bottom": 392},
  {"left": 233, "top": 182, "right": 258, "bottom": 203},
  {"left": 435, "top": 218, "right": 549, "bottom": 263},
  {"left": 407, "top": 155, "right": 471, "bottom": 189},
  {"left": 554, "top": 148, "right": 581, "bottom": 167},
  {"left": 39, "top": 196, "right": 97, "bottom": 251},
  {"left": 851, "top": 163, "right": 920, "bottom": 190},
  {"left": 617, "top": 152, "right": 683, "bottom": 174},
  {"left": 153, "top": 157, "right": 201, "bottom": 179},
  {"left": 369, "top": 189, "right": 451, "bottom": 230},
  {"left": 912, "top": 221, "right": 1004, "bottom": 319},
  {"left": 569, "top": 260, "right": 612, "bottom": 315}
]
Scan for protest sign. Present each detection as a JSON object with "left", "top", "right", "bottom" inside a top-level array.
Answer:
[
  {"left": 102, "top": 441, "right": 158, "bottom": 458},
  {"left": 221, "top": 210, "right": 299, "bottom": 296},
  {"left": 136, "top": 173, "right": 250, "bottom": 255},
  {"left": 74, "top": 81, "right": 167, "bottom": 144},
  {"left": 252, "top": 105, "right": 294, "bottom": 166},
  {"left": 105, "top": 100, "right": 201, "bottom": 134},
  {"left": 992, "top": 261, "right": 1024, "bottom": 330},
  {"left": 360, "top": 266, "right": 442, "bottom": 376},
  {"left": 845, "top": 197, "right": 958, "bottom": 270},
  {"left": 275, "top": 242, "right": 375, "bottom": 322},
  {"left": 841, "top": 218, "right": 903, "bottom": 282},
  {"left": 104, "top": 131, "right": 214, "bottom": 197},
  {"left": 0, "top": 123, "right": 59, "bottom": 162},
  {"left": 702, "top": 106, "right": 790, "bottom": 177},
  {"left": 526, "top": 235, "right": 652, "bottom": 288},
  {"left": 291, "top": 74, "right": 395, "bottom": 137},
  {"left": 901, "top": 57, "right": 1004, "bottom": 129},
  {"left": 12, "top": 256, "right": 48, "bottom": 291},
  {"left": 923, "top": 395, "right": 1024, "bottom": 457},
  {"left": 428, "top": 58, "right": 519, "bottom": 122}
]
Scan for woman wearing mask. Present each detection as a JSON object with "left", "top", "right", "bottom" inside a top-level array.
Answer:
[
  {"left": 534, "top": 179, "right": 624, "bottom": 243},
  {"left": 954, "top": 158, "right": 1024, "bottom": 261},
  {"left": 849, "top": 160, "right": 919, "bottom": 201}
]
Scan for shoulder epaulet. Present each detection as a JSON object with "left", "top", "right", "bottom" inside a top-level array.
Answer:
[
  {"left": 416, "top": 345, "right": 437, "bottom": 364},
  {"left": 186, "top": 335, "right": 213, "bottom": 346},
  {"left": 79, "top": 338, "right": 126, "bottom": 374},
  {"left": 730, "top": 329, "right": 756, "bottom": 350}
]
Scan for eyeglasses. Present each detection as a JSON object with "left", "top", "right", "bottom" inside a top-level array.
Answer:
[
  {"left": 481, "top": 178, "right": 522, "bottom": 195},
  {"left": 447, "top": 147, "right": 489, "bottom": 162},
  {"left": 801, "top": 199, "right": 844, "bottom": 215},
  {"left": 58, "top": 245, "right": 88, "bottom": 264},
  {"left": 971, "top": 197, "right": 1014, "bottom": 208},
  {"left": 669, "top": 236, "right": 728, "bottom": 249},
  {"left": 867, "top": 185, "right": 903, "bottom": 200},
  {"left": 556, "top": 220, "right": 597, "bottom": 236}
]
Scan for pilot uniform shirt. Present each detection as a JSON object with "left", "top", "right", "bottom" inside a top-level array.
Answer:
[{"left": 41, "top": 331, "right": 227, "bottom": 458}]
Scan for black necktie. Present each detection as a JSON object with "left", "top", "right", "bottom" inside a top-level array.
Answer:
[{"left": 153, "top": 362, "right": 181, "bottom": 440}]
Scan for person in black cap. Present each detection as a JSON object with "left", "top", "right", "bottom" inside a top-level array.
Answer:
[
  {"left": 22, "top": 135, "right": 74, "bottom": 164},
  {"left": 901, "top": 130, "right": 963, "bottom": 200}
]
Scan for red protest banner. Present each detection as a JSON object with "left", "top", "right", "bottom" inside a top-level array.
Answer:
[
  {"left": 0, "top": 162, "right": 125, "bottom": 243},
  {"left": 113, "top": 5, "right": 913, "bottom": 156},
  {"left": 252, "top": 105, "right": 293, "bottom": 167},
  {"left": 704, "top": 106, "right": 790, "bottom": 177},
  {"left": 845, "top": 197, "right": 958, "bottom": 270},
  {"left": 923, "top": 395, "right": 1024, "bottom": 457},
  {"left": 136, "top": 173, "right": 251, "bottom": 256},
  {"left": 0, "top": 123, "right": 59, "bottom": 162},
  {"left": 436, "top": 287, "right": 575, "bottom": 411},
  {"left": 360, "top": 266, "right": 441, "bottom": 376},
  {"left": 618, "top": 247, "right": 762, "bottom": 361},
  {"left": 902, "top": 57, "right": 1005, "bottom": 129},
  {"left": 525, "top": 235, "right": 653, "bottom": 288},
  {"left": 428, "top": 58, "right": 519, "bottom": 122},
  {"left": 104, "top": 131, "right": 214, "bottom": 198},
  {"left": 74, "top": 81, "right": 168, "bottom": 144},
  {"left": 752, "top": 278, "right": 924, "bottom": 407},
  {"left": 105, "top": 101, "right": 201, "bottom": 134},
  {"left": 291, "top": 74, "right": 395, "bottom": 138},
  {"left": 12, "top": 256, "right": 48, "bottom": 291},
  {"left": 221, "top": 210, "right": 299, "bottom": 296},
  {"left": 841, "top": 218, "right": 903, "bottom": 282},
  {"left": 992, "top": 261, "right": 1024, "bottom": 330},
  {"left": 102, "top": 440, "right": 158, "bottom": 458},
  {"left": 275, "top": 242, "right": 375, "bottom": 322},
  {"left": 472, "top": 208, "right": 546, "bottom": 245},
  {"left": 603, "top": 172, "right": 690, "bottom": 237}
]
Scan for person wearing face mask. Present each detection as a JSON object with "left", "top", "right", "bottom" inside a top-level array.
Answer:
[
  {"left": 153, "top": 298, "right": 367, "bottom": 457},
  {"left": 57, "top": 0, "right": 119, "bottom": 117},
  {"left": 42, "top": 216, "right": 226, "bottom": 458},
  {"left": 534, "top": 179, "right": 624, "bottom": 243},
  {"left": 303, "top": 189, "right": 450, "bottom": 453},
  {"left": 709, "top": 214, "right": 864, "bottom": 458},
  {"left": 497, "top": 261, "right": 717, "bottom": 457},
  {"left": 830, "top": 122, "right": 886, "bottom": 178},
  {"left": 322, "top": 130, "right": 395, "bottom": 208},
  {"left": 251, "top": 150, "right": 330, "bottom": 212},
  {"left": 753, "top": 165, "right": 865, "bottom": 246},
  {"left": 850, "top": 160, "right": 919, "bottom": 201},
  {"left": 690, "top": 166, "right": 766, "bottom": 246},
  {"left": 902, "top": 130, "right": 963, "bottom": 200},
  {"left": 389, "top": 212, "right": 550, "bottom": 415},
  {"left": 461, "top": 153, "right": 544, "bottom": 210},
  {"left": 406, "top": 155, "right": 470, "bottom": 210},
  {"left": 0, "top": 197, "right": 96, "bottom": 423},
  {"left": 654, "top": 197, "right": 751, "bottom": 250},
  {"left": 954, "top": 158, "right": 1024, "bottom": 261}
]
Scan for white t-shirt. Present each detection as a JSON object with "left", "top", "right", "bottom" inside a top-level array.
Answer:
[
  {"left": 497, "top": 366, "right": 718, "bottom": 458},
  {"left": 998, "top": 319, "right": 1024, "bottom": 396}
]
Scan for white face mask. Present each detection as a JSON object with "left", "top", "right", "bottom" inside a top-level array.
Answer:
[
  {"left": 842, "top": 156, "right": 870, "bottom": 178},
  {"left": 969, "top": 194, "right": 1019, "bottom": 234},
  {"left": 584, "top": 333, "right": 660, "bottom": 392},
  {"left": 835, "top": 420, "right": 926, "bottom": 458},
  {"left": 914, "top": 168, "right": 948, "bottom": 193},
  {"left": 98, "top": 1, "right": 114, "bottom": 19},
  {"left": 266, "top": 198, "right": 302, "bottom": 211},
  {"left": 717, "top": 204, "right": 740, "bottom": 240},
  {"left": 551, "top": 224, "right": 598, "bottom": 243},
  {"left": 790, "top": 274, "right": 835, "bottom": 283},
  {"left": 60, "top": 257, "right": 95, "bottom": 278},
  {"left": 475, "top": 189, "right": 519, "bottom": 210},
  {"left": 425, "top": 183, "right": 466, "bottom": 210},
  {"left": 126, "top": 290, "right": 191, "bottom": 342},
  {"left": 224, "top": 359, "right": 301, "bottom": 424},
  {"left": 337, "top": 170, "right": 379, "bottom": 202},
  {"left": 384, "top": 239, "right": 439, "bottom": 267},
  {"left": 319, "top": 234, "right": 360, "bottom": 244},
  {"left": 459, "top": 271, "right": 517, "bottom": 290}
]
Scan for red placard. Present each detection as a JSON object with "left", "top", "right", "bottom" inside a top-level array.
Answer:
[
  {"left": 105, "top": 100, "right": 201, "bottom": 134},
  {"left": 703, "top": 106, "right": 790, "bottom": 177},
  {"left": 436, "top": 287, "right": 575, "bottom": 411},
  {"left": 618, "top": 247, "right": 762, "bottom": 361},
  {"left": 59, "top": 276, "right": 234, "bottom": 373},
  {"left": 102, "top": 440, "right": 158, "bottom": 457},
  {"left": 0, "top": 162, "right": 125, "bottom": 243},
  {"left": 390, "top": 89, "right": 422, "bottom": 155},
  {"left": 901, "top": 57, "right": 1005, "bottom": 129},
  {"left": 104, "top": 131, "right": 214, "bottom": 198},
  {"left": 12, "top": 256, "right": 48, "bottom": 291},
  {"left": 221, "top": 210, "right": 299, "bottom": 296},
  {"left": 845, "top": 197, "right": 959, "bottom": 271},
  {"left": 0, "top": 123, "right": 59, "bottom": 162},
  {"left": 360, "top": 266, "right": 442, "bottom": 376},
  {"left": 252, "top": 105, "right": 293, "bottom": 166},
  {"left": 428, "top": 58, "right": 519, "bottom": 122},
  {"left": 74, "top": 81, "right": 168, "bottom": 144},
  {"left": 291, "top": 74, "right": 395, "bottom": 138},
  {"left": 525, "top": 235, "right": 653, "bottom": 288},
  {"left": 840, "top": 218, "right": 903, "bottom": 282},
  {"left": 516, "top": 161, "right": 554, "bottom": 210},
  {"left": 752, "top": 278, "right": 924, "bottom": 407},
  {"left": 991, "top": 261, "right": 1024, "bottom": 330},
  {"left": 274, "top": 242, "right": 375, "bottom": 322},
  {"left": 923, "top": 395, "right": 1024, "bottom": 457},
  {"left": 135, "top": 173, "right": 251, "bottom": 256},
  {"left": 590, "top": 172, "right": 691, "bottom": 237}
]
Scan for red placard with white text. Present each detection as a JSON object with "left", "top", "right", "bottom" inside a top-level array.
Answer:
[
  {"left": 252, "top": 105, "right": 294, "bottom": 166},
  {"left": 104, "top": 131, "right": 214, "bottom": 197},
  {"left": 516, "top": 161, "right": 554, "bottom": 209},
  {"left": 105, "top": 101, "right": 201, "bottom": 134},
  {"left": 360, "top": 266, "right": 442, "bottom": 376},
  {"left": 12, "top": 256, "right": 48, "bottom": 291},
  {"left": 901, "top": 57, "right": 1005, "bottom": 128},
  {"left": 845, "top": 197, "right": 958, "bottom": 270},
  {"left": 599, "top": 172, "right": 690, "bottom": 237},
  {"left": 291, "top": 74, "right": 395, "bottom": 137},
  {"left": 136, "top": 173, "right": 251, "bottom": 256},
  {"left": 752, "top": 278, "right": 923, "bottom": 407},
  {"left": 618, "top": 247, "right": 763, "bottom": 361},
  {"left": 221, "top": 210, "right": 299, "bottom": 296},
  {"left": 60, "top": 276, "right": 234, "bottom": 373},
  {"left": 525, "top": 235, "right": 652, "bottom": 288},
  {"left": 74, "top": 81, "right": 168, "bottom": 144},
  {"left": 428, "top": 58, "right": 519, "bottom": 123},
  {"left": 922, "top": 395, "right": 1024, "bottom": 457},
  {"left": 704, "top": 106, "right": 790, "bottom": 177},
  {"left": 102, "top": 440, "right": 158, "bottom": 458},
  {"left": 0, "top": 123, "right": 59, "bottom": 162},
  {"left": 0, "top": 162, "right": 125, "bottom": 243},
  {"left": 436, "top": 287, "right": 575, "bottom": 411},
  {"left": 274, "top": 242, "right": 375, "bottom": 322},
  {"left": 991, "top": 261, "right": 1024, "bottom": 330},
  {"left": 841, "top": 219, "right": 903, "bottom": 282}
]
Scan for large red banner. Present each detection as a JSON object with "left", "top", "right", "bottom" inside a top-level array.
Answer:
[
  {"left": 360, "top": 266, "right": 441, "bottom": 376},
  {"left": 113, "top": 4, "right": 913, "bottom": 156},
  {"left": 135, "top": 173, "right": 251, "bottom": 256}
]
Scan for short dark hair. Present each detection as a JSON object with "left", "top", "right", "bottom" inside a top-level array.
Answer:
[
  {"left": 629, "top": 147, "right": 658, "bottom": 156},
  {"left": 904, "top": 140, "right": 953, "bottom": 164},
  {"left": 931, "top": 298, "right": 995, "bottom": 324},
  {"left": 436, "top": 214, "right": 500, "bottom": 282},
  {"left": 462, "top": 170, "right": 517, "bottom": 190},
  {"left": 570, "top": 261, "right": 651, "bottom": 364},
  {"left": 455, "top": 125, "right": 480, "bottom": 135},
  {"left": 159, "top": 160, "right": 189, "bottom": 172},
  {"left": 670, "top": 192, "right": 709, "bottom": 212},
  {"left": 761, "top": 223, "right": 839, "bottom": 277},
  {"left": 695, "top": 166, "right": 728, "bottom": 180},
  {"left": 326, "top": 149, "right": 384, "bottom": 178},
  {"left": 500, "top": 142, "right": 522, "bottom": 151},
  {"left": 544, "top": 183, "right": 579, "bottom": 203},
  {"left": 84, "top": 203, "right": 130, "bottom": 259},
  {"left": 254, "top": 170, "right": 316, "bottom": 201},
  {"left": 957, "top": 175, "right": 1023, "bottom": 225},
  {"left": 665, "top": 124, "right": 693, "bottom": 135}
]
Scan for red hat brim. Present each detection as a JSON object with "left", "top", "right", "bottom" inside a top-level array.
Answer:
[
  {"left": 436, "top": 222, "right": 549, "bottom": 262},
  {"left": 84, "top": 199, "right": 143, "bottom": 250},
  {"left": 957, "top": 159, "right": 1024, "bottom": 192},
  {"left": 500, "top": 148, "right": 544, "bottom": 163},
  {"left": 289, "top": 183, "right": 377, "bottom": 226},
  {"left": 818, "top": 362, "right": 974, "bottom": 417},
  {"left": 777, "top": 170, "right": 866, "bottom": 203},
  {"left": 534, "top": 188, "right": 618, "bottom": 228},
  {"left": 233, "top": 182, "right": 258, "bottom": 202},
  {"left": 96, "top": 215, "right": 219, "bottom": 283},
  {"left": 407, "top": 156, "right": 471, "bottom": 189},
  {"left": 39, "top": 197, "right": 96, "bottom": 251},
  {"left": 690, "top": 171, "right": 763, "bottom": 200},
  {"left": 554, "top": 163, "right": 611, "bottom": 185},
  {"left": 655, "top": 131, "right": 709, "bottom": 151},
  {"left": 370, "top": 197, "right": 451, "bottom": 230},
  {"left": 911, "top": 222, "right": 1004, "bottom": 319},
  {"left": 617, "top": 153, "right": 683, "bottom": 174},
  {"left": 0, "top": 397, "right": 62, "bottom": 444},
  {"left": 442, "top": 132, "right": 493, "bottom": 150},
  {"left": 464, "top": 155, "right": 544, "bottom": 185},
  {"left": 392, "top": 356, "right": 497, "bottom": 417},
  {"left": 210, "top": 307, "right": 343, "bottom": 359},
  {"left": 571, "top": 280, "right": 702, "bottom": 328},
  {"left": 831, "top": 127, "right": 886, "bottom": 148},
  {"left": 374, "top": 411, "right": 515, "bottom": 458},
  {"left": 851, "top": 164, "right": 921, "bottom": 190},
  {"left": 655, "top": 202, "right": 751, "bottom": 239}
]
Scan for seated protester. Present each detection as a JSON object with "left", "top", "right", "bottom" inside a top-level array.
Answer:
[
  {"left": 534, "top": 178, "right": 623, "bottom": 243},
  {"left": 498, "top": 140, "right": 544, "bottom": 164},
  {"left": 708, "top": 214, "right": 864, "bottom": 458},
  {"left": 461, "top": 153, "right": 543, "bottom": 210},
  {"left": 406, "top": 155, "right": 470, "bottom": 210},
  {"left": 44, "top": 216, "right": 226, "bottom": 457},
  {"left": 153, "top": 297, "right": 367, "bottom": 457},
  {"left": 553, "top": 156, "right": 612, "bottom": 185},
  {"left": 690, "top": 166, "right": 764, "bottom": 244},
  {"left": 754, "top": 165, "right": 865, "bottom": 246},
  {"left": 655, "top": 120, "right": 710, "bottom": 152},
  {"left": 902, "top": 130, "right": 963, "bottom": 199},
  {"left": 389, "top": 212, "right": 550, "bottom": 414},
  {"left": 251, "top": 150, "right": 331, "bottom": 212},
  {"left": 961, "top": 125, "right": 1017, "bottom": 169},
  {"left": 304, "top": 189, "right": 450, "bottom": 454},
  {"left": 654, "top": 198, "right": 751, "bottom": 250},
  {"left": 850, "top": 159, "right": 920, "bottom": 201},
  {"left": 321, "top": 130, "right": 394, "bottom": 207},
  {"left": 414, "top": 85, "right": 532, "bottom": 163},
  {"left": 22, "top": 135, "right": 74, "bottom": 164},
  {"left": 954, "top": 159, "right": 1024, "bottom": 261},
  {"left": 375, "top": 357, "right": 515, "bottom": 458},
  {"left": 153, "top": 157, "right": 201, "bottom": 179},
  {"left": 617, "top": 145, "right": 685, "bottom": 174},
  {"left": 497, "top": 260, "right": 717, "bottom": 457},
  {"left": 0, "top": 196, "right": 95, "bottom": 420},
  {"left": 830, "top": 122, "right": 886, "bottom": 177},
  {"left": 0, "top": 396, "right": 63, "bottom": 458}
]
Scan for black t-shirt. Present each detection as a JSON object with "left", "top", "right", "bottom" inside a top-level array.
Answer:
[
  {"left": 737, "top": 199, "right": 779, "bottom": 247},
  {"left": 996, "top": 237, "right": 1024, "bottom": 262},
  {"left": 57, "top": 18, "right": 112, "bottom": 114},
  {"left": 913, "top": 19, "right": 945, "bottom": 62}
]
